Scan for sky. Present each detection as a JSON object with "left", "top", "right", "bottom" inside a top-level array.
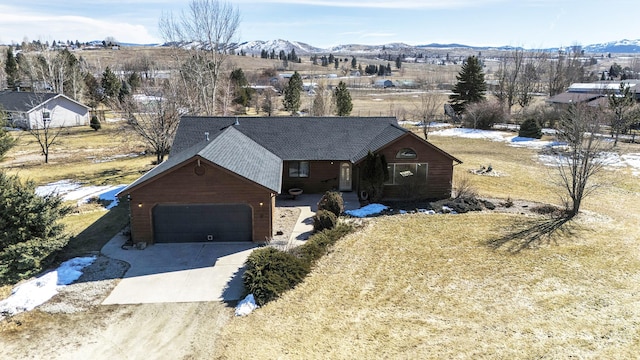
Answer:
[{"left": 0, "top": 0, "right": 638, "bottom": 48}]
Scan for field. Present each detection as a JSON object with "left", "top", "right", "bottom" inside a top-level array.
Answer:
[{"left": 1, "top": 47, "right": 640, "bottom": 358}]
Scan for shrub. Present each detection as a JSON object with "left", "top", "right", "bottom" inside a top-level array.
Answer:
[
  {"left": 313, "top": 210, "right": 337, "bottom": 232},
  {"left": 0, "top": 172, "right": 71, "bottom": 285},
  {"left": 463, "top": 100, "right": 508, "bottom": 130},
  {"left": 243, "top": 223, "right": 355, "bottom": 306},
  {"left": 519, "top": 118, "right": 542, "bottom": 139},
  {"left": 89, "top": 115, "right": 101, "bottom": 131},
  {"left": 242, "top": 247, "right": 310, "bottom": 306},
  {"left": 317, "top": 191, "right": 344, "bottom": 217},
  {"left": 295, "top": 223, "right": 354, "bottom": 264}
]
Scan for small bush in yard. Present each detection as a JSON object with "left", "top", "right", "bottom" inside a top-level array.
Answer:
[
  {"left": 519, "top": 118, "right": 542, "bottom": 139},
  {"left": 89, "top": 115, "right": 101, "bottom": 131},
  {"left": 295, "top": 223, "right": 354, "bottom": 263},
  {"left": 317, "top": 191, "right": 344, "bottom": 217},
  {"left": 313, "top": 210, "right": 337, "bottom": 232},
  {"left": 243, "top": 247, "right": 310, "bottom": 306}
]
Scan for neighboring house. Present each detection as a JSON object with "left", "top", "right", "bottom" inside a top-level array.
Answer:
[
  {"left": 547, "top": 80, "right": 640, "bottom": 107},
  {"left": 0, "top": 91, "right": 90, "bottom": 129},
  {"left": 374, "top": 79, "right": 394, "bottom": 88},
  {"left": 118, "top": 117, "right": 462, "bottom": 245}
]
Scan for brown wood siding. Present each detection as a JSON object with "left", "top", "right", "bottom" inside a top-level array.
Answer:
[
  {"left": 282, "top": 160, "right": 342, "bottom": 194},
  {"left": 369, "top": 133, "right": 455, "bottom": 200},
  {"left": 126, "top": 157, "right": 273, "bottom": 244}
]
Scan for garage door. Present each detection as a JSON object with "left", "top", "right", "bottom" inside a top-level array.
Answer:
[{"left": 152, "top": 204, "right": 252, "bottom": 243}]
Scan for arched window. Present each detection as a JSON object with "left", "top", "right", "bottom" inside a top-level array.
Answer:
[{"left": 396, "top": 148, "right": 417, "bottom": 159}]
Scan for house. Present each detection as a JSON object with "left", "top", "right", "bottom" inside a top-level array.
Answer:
[
  {"left": 374, "top": 79, "right": 394, "bottom": 88},
  {"left": 547, "top": 80, "right": 640, "bottom": 107},
  {"left": 0, "top": 91, "right": 90, "bottom": 129},
  {"left": 118, "top": 117, "right": 462, "bottom": 245}
]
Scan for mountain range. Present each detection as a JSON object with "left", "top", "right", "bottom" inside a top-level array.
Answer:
[{"left": 229, "top": 38, "right": 640, "bottom": 55}]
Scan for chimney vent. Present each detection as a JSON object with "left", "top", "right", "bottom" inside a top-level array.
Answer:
[
  {"left": 204, "top": 132, "right": 209, "bottom": 141},
  {"left": 234, "top": 117, "right": 239, "bottom": 126}
]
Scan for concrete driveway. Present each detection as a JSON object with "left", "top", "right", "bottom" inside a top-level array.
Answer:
[{"left": 101, "top": 234, "right": 256, "bottom": 305}]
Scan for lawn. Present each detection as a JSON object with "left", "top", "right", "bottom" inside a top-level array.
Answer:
[{"left": 213, "top": 132, "right": 640, "bottom": 358}]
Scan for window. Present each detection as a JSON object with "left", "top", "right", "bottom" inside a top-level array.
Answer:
[
  {"left": 385, "top": 163, "right": 428, "bottom": 185},
  {"left": 42, "top": 111, "right": 51, "bottom": 120},
  {"left": 396, "top": 148, "right": 417, "bottom": 159},
  {"left": 289, "top": 161, "right": 309, "bottom": 178}
]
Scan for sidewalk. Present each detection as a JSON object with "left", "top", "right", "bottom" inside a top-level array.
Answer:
[{"left": 277, "top": 192, "right": 360, "bottom": 246}]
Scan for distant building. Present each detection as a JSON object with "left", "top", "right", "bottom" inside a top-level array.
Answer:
[{"left": 0, "top": 91, "right": 90, "bottom": 129}]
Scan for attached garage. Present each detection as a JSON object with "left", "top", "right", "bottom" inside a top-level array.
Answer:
[{"left": 153, "top": 204, "right": 252, "bottom": 243}]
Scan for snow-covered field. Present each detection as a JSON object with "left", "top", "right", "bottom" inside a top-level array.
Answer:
[
  {"left": 0, "top": 257, "right": 95, "bottom": 318},
  {"left": 431, "top": 128, "right": 640, "bottom": 175},
  {"left": 35, "top": 180, "right": 127, "bottom": 209}
]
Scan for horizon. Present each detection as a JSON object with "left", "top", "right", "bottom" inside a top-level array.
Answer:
[{"left": 0, "top": 1, "right": 638, "bottom": 49}]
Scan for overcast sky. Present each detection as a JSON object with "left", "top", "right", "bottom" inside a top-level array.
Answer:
[{"left": 0, "top": 0, "right": 637, "bottom": 48}]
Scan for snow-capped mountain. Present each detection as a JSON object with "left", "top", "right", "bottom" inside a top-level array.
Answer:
[
  {"left": 159, "top": 38, "right": 640, "bottom": 54},
  {"left": 235, "top": 39, "right": 323, "bottom": 55},
  {"left": 583, "top": 39, "right": 640, "bottom": 54}
]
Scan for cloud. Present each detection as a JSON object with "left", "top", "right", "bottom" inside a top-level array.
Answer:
[
  {"left": 0, "top": 5, "right": 161, "bottom": 44},
  {"left": 236, "top": 0, "right": 502, "bottom": 9}
]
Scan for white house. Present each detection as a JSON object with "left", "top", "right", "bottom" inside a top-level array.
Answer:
[{"left": 0, "top": 91, "right": 90, "bottom": 129}]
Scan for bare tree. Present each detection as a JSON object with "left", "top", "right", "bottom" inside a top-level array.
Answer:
[
  {"left": 123, "top": 82, "right": 182, "bottom": 164},
  {"left": 412, "top": 92, "right": 444, "bottom": 139},
  {"left": 159, "top": 0, "right": 240, "bottom": 115},
  {"left": 25, "top": 95, "right": 66, "bottom": 164},
  {"left": 553, "top": 104, "right": 612, "bottom": 216},
  {"left": 493, "top": 48, "right": 524, "bottom": 114}
]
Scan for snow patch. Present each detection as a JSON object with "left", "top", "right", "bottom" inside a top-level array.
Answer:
[
  {"left": 0, "top": 257, "right": 95, "bottom": 318},
  {"left": 235, "top": 294, "right": 259, "bottom": 316},
  {"left": 36, "top": 180, "right": 127, "bottom": 209},
  {"left": 345, "top": 203, "right": 388, "bottom": 218}
]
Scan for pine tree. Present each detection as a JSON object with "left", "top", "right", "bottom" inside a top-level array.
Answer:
[
  {"left": 449, "top": 56, "right": 487, "bottom": 115},
  {"left": 0, "top": 109, "right": 16, "bottom": 160},
  {"left": 101, "top": 66, "right": 121, "bottom": 99},
  {"left": 0, "top": 172, "right": 72, "bottom": 285},
  {"left": 351, "top": 56, "right": 357, "bottom": 69},
  {"left": 333, "top": 81, "right": 353, "bottom": 116},
  {"left": 283, "top": 71, "right": 303, "bottom": 115},
  {"left": 5, "top": 48, "right": 19, "bottom": 90}
]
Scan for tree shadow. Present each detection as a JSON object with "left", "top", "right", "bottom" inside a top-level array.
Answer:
[{"left": 487, "top": 215, "right": 577, "bottom": 253}]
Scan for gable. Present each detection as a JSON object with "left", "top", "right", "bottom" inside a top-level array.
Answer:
[
  {"left": 366, "top": 132, "right": 463, "bottom": 165},
  {"left": 119, "top": 126, "right": 282, "bottom": 196}
]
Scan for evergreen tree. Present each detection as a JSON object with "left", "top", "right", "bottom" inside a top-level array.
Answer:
[
  {"left": 449, "top": 56, "right": 487, "bottom": 115},
  {"left": 395, "top": 56, "right": 402, "bottom": 69},
  {"left": 334, "top": 58, "right": 339, "bottom": 69},
  {"left": 0, "top": 108, "right": 16, "bottom": 160},
  {"left": 230, "top": 68, "right": 253, "bottom": 108},
  {"left": 351, "top": 56, "right": 357, "bottom": 69},
  {"left": 90, "top": 115, "right": 101, "bottom": 131},
  {"left": 101, "top": 66, "right": 121, "bottom": 99},
  {"left": 0, "top": 172, "right": 72, "bottom": 285},
  {"left": 5, "top": 48, "right": 19, "bottom": 90},
  {"left": 283, "top": 71, "right": 303, "bottom": 115},
  {"left": 333, "top": 81, "right": 353, "bottom": 116}
]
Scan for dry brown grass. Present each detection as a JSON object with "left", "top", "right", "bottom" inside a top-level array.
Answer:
[
  {"left": 2, "top": 122, "right": 154, "bottom": 185},
  {"left": 214, "top": 134, "right": 640, "bottom": 359}
]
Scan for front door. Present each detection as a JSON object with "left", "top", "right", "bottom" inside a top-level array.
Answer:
[{"left": 339, "top": 162, "right": 352, "bottom": 191}]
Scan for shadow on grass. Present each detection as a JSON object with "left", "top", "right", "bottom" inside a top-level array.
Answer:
[
  {"left": 487, "top": 215, "right": 577, "bottom": 253},
  {"left": 61, "top": 202, "right": 130, "bottom": 259}
]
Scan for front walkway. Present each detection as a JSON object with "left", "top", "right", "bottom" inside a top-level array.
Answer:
[{"left": 276, "top": 191, "right": 361, "bottom": 246}]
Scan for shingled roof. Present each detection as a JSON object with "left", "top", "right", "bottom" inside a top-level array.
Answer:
[
  {"left": 120, "top": 126, "right": 282, "bottom": 195},
  {"left": 172, "top": 116, "right": 408, "bottom": 161},
  {"left": 0, "top": 91, "right": 58, "bottom": 112}
]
